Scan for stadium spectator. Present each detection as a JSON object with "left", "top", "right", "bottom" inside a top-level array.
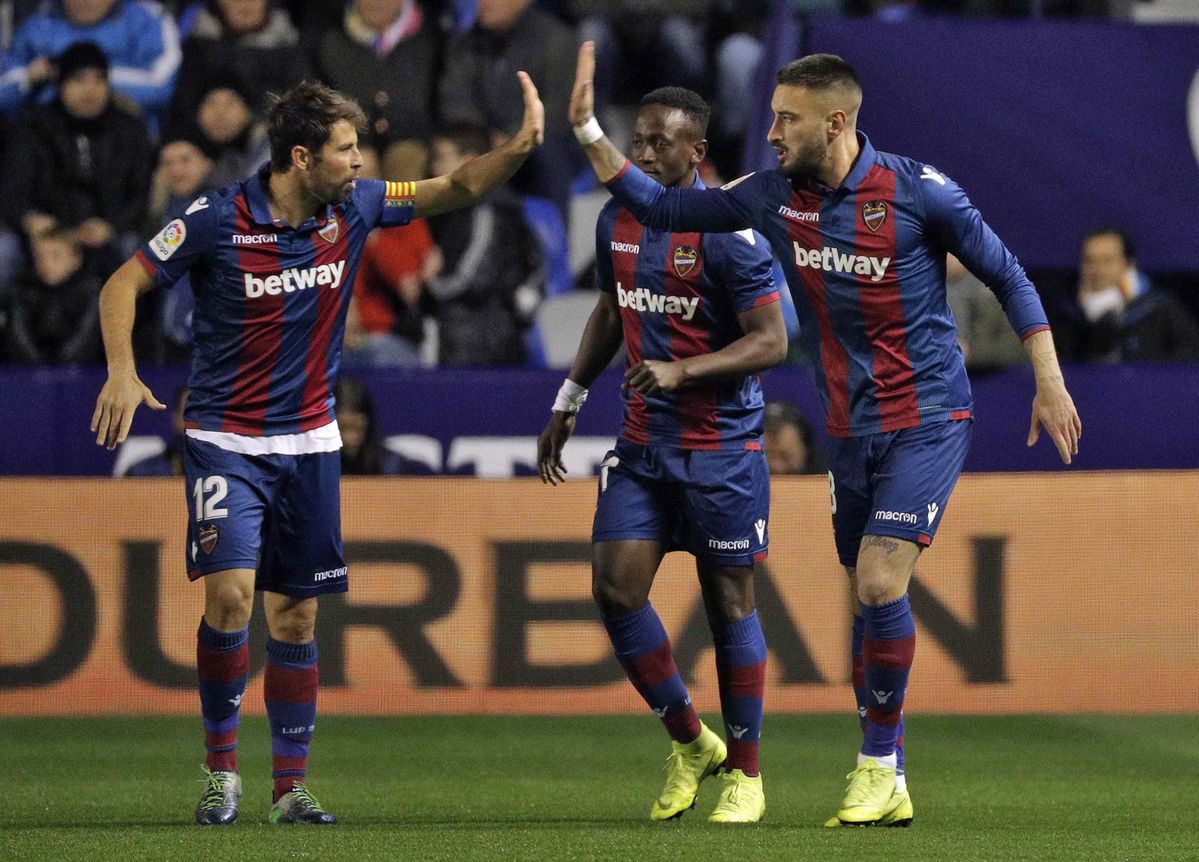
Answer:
[
  {"left": 945, "top": 253, "right": 1025, "bottom": 371},
  {"left": 1055, "top": 227, "right": 1199, "bottom": 363},
  {"left": 538, "top": 85, "right": 787, "bottom": 824},
  {"left": 0, "top": 0, "right": 181, "bottom": 126},
  {"left": 334, "top": 376, "right": 432, "bottom": 474},
  {"left": 763, "top": 399, "right": 826, "bottom": 475},
  {"left": 426, "top": 121, "right": 544, "bottom": 366},
  {"left": 166, "top": 0, "right": 310, "bottom": 137},
  {"left": 125, "top": 385, "right": 189, "bottom": 475},
  {"left": 312, "top": 0, "right": 442, "bottom": 180},
  {"left": 0, "top": 41, "right": 154, "bottom": 287},
  {"left": 6, "top": 225, "right": 102, "bottom": 364},
  {"left": 181, "top": 72, "right": 270, "bottom": 188},
  {"left": 440, "top": 0, "right": 578, "bottom": 220}
]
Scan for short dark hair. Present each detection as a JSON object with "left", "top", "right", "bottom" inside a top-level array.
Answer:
[
  {"left": 640, "top": 86, "right": 710, "bottom": 138},
  {"left": 433, "top": 121, "right": 492, "bottom": 159},
  {"left": 764, "top": 399, "right": 813, "bottom": 442},
  {"left": 1083, "top": 226, "right": 1135, "bottom": 261},
  {"left": 266, "top": 81, "right": 366, "bottom": 173},
  {"left": 776, "top": 53, "right": 862, "bottom": 94}
]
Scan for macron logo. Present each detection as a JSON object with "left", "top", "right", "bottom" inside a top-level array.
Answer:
[
  {"left": 244, "top": 261, "right": 346, "bottom": 298},
  {"left": 777, "top": 204, "right": 819, "bottom": 223},
  {"left": 754, "top": 519, "right": 767, "bottom": 544},
  {"left": 232, "top": 233, "right": 277, "bottom": 245},
  {"left": 616, "top": 282, "right": 699, "bottom": 321},
  {"left": 611, "top": 240, "right": 640, "bottom": 254},
  {"left": 793, "top": 242, "right": 891, "bottom": 283}
]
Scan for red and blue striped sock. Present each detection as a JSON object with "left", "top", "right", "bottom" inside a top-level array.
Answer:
[
  {"left": 196, "top": 618, "right": 248, "bottom": 773},
  {"left": 861, "top": 596, "right": 916, "bottom": 760},
  {"left": 713, "top": 611, "right": 767, "bottom": 776},
  {"left": 853, "top": 612, "right": 906, "bottom": 777},
  {"left": 603, "top": 603, "right": 701, "bottom": 743},
  {"left": 264, "top": 638, "right": 318, "bottom": 801}
]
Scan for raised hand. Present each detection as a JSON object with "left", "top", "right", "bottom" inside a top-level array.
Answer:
[
  {"left": 569, "top": 41, "right": 596, "bottom": 128},
  {"left": 515, "top": 70, "right": 545, "bottom": 149}
]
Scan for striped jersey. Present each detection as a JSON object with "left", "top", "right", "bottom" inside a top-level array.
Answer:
[
  {"left": 596, "top": 176, "right": 780, "bottom": 449},
  {"left": 135, "top": 165, "right": 415, "bottom": 435},
  {"left": 605, "top": 133, "right": 1050, "bottom": 438}
]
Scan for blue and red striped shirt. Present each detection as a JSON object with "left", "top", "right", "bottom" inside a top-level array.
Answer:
[
  {"left": 605, "top": 133, "right": 1050, "bottom": 438},
  {"left": 596, "top": 176, "right": 780, "bottom": 450},
  {"left": 136, "top": 165, "right": 415, "bottom": 436}
]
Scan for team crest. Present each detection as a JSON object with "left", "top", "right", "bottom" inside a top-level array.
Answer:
[
  {"left": 198, "top": 525, "right": 219, "bottom": 555},
  {"left": 672, "top": 246, "right": 698, "bottom": 278},
  {"left": 862, "top": 201, "right": 887, "bottom": 233},
  {"left": 318, "top": 217, "right": 339, "bottom": 244}
]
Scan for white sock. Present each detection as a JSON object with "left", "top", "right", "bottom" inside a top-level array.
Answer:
[
  {"left": 858, "top": 751, "right": 898, "bottom": 769},
  {"left": 894, "top": 771, "right": 907, "bottom": 792}
]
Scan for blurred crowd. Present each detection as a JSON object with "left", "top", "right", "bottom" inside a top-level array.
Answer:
[{"left": 0, "top": 0, "right": 1195, "bottom": 370}]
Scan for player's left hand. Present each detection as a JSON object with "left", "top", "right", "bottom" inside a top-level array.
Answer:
[
  {"left": 624, "top": 360, "right": 686, "bottom": 396},
  {"left": 1028, "top": 378, "right": 1081, "bottom": 465},
  {"left": 514, "top": 70, "right": 544, "bottom": 150}
]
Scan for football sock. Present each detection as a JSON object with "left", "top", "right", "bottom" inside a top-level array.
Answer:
[
  {"left": 853, "top": 612, "right": 907, "bottom": 779},
  {"left": 265, "top": 638, "right": 318, "bottom": 801},
  {"left": 861, "top": 595, "right": 916, "bottom": 759},
  {"left": 713, "top": 610, "right": 766, "bottom": 776},
  {"left": 196, "top": 618, "right": 248, "bottom": 773},
  {"left": 603, "top": 603, "right": 701, "bottom": 743}
]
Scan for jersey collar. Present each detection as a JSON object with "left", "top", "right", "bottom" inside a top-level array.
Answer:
[
  {"left": 245, "top": 163, "right": 336, "bottom": 230},
  {"left": 798, "top": 131, "right": 876, "bottom": 197}
]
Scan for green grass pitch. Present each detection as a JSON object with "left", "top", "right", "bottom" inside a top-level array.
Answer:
[{"left": 2, "top": 715, "right": 1196, "bottom": 860}]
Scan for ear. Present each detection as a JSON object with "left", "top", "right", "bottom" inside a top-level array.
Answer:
[
  {"left": 291, "top": 144, "right": 312, "bottom": 171},
  {"left": 826, "top": 109, "right": 848, "bottom": 142},
  {"left": 692, "top": 138, "right": 708, "bottom": 165}
]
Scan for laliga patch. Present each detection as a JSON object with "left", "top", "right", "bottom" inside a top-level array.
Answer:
[
  {"left": 198, "top": 525, "right": 219, "bottom": 555},
  {"left": 672, "top": 246, "right": 699, "bottom": 278},
  {"left": 318, "top": 217, "right": 339, "bottom": 244},
  {"left": 150, "top": 219, "right": 186, "bottom": 261},
  {"left": 862, "top": 201, "right": 887, "bottom": 233}
]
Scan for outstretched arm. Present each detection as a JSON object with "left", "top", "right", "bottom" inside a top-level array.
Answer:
[
  {"left": 91, "top": 258, "right": 167, "bottom": 449},
  {"left": 537, "top": 293, "right": 624, "bottom": 485},
  {"left": 412, "top": 71, "right": 544, "bottom": 219},
  {"left": 569, "top": 42, "right": 753, "bottom": 233},
  {"left": 1022, "top": 330, "right": 1081, "bottom": 465}
]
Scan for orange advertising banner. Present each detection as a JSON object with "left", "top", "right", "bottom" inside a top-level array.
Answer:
[{"left": 1, "top": 473, "right": 1195, "bottom": 715}]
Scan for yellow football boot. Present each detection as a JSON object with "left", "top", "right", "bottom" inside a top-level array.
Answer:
[
  {"left": 707, "top": 768, "right": 765, "bottom": 823},
  {"left": 649, "top": 723, "right": 727, "bottom": 820}
]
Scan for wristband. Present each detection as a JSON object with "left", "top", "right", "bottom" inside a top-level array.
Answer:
[
  {"left": 572, "top": 117, "right": 604, "bottom": 146},
  {"left": 552, "top": 378, "right": 588, "bottom": 414}
]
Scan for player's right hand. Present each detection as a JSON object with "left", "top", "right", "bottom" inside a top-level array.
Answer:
[
  {"left": 569, "top": 41, "right": 596, "bottom": 128},
  {"left": 91, "top": 371, "right": 166, "bottom": 451},
  {"left": 537, "top": 411, "right": 577, "bottom": 486}
]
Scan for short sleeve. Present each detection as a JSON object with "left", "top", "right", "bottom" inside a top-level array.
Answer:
[
  {"left": 709, "top": 228, "right": 780, "bottom": 313},
  {"left": 135, "top": 196, "right": 220, "bottom": 288}
]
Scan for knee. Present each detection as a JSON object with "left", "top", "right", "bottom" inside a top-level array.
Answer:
[
  {"left": 704, "top": 568, "right": 754, "bottom": 625},
  {"left": 269, "top": 602, "right": 317, "bottom": 643},
  {"left": 591, "top": 570, "right": 645, "bottom": 619},
  {"left": 205, "top": 582, "right": 253, "bottom": 630},
  {"left": 855, "top": 562, "right": 900, "bottom": 607}
]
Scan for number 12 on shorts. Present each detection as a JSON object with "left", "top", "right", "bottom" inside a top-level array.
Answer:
[{"left": 193, "top": 476, "right": 229, "bottom": 521}]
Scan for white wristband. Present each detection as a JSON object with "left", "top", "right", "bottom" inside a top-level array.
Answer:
[
  {"left": 553, "top": 379, "right": 588, "bottom": 414},
  {"left": 572, "top": 117, "right": 604, "bottom": 146}
]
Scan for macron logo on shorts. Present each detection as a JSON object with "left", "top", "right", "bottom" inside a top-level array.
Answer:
[
  {"left": 244, "top": 260, "right": 346, "bottom": 298},
  {"left": 875, "top": 510, "right": 918, "bottom": 525},
  {"left": 313, "top": 566, "right": 347, "bottom": 582}
]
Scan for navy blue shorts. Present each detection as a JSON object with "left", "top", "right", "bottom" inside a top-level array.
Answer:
[
  {"left": 828, "top": 418, "right": 972, "bottom": 568},
  {"left": 184, "top": 437, "right": 347, "bottom": 597},
  {"left": 591, "top": 438, "right": 770, "bottom": 567}
]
